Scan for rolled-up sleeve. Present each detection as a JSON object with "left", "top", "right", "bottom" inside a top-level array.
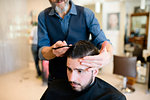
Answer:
[
  {"left": 38, "top": 11, "right": 50, "bottom": 48},
  {"left": 38, "top": 11, "right": 50, "bottom": 60},
  {"left": 38, "top": 47, "right": 47, "bottom": 60},
  {"left": 84, "top": 8, "right": 110, "bottom": 49}
]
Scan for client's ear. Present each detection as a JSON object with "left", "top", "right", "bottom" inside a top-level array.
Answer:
[
  {"left": 92, "top": 68, "right": 99, "bottom": 77},
  {"left": 87, "top": 68, "right": 99, "bottom": 77}
]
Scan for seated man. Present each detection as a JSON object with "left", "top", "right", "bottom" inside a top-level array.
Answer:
[{"left": 41, "top": 40, "right": 126, "bottom": 100}]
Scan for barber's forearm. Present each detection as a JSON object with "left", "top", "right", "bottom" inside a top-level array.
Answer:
[{"left": 41, "top": 46, "right": 56, "bottom": 60}]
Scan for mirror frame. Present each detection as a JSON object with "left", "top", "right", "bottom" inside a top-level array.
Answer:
[{"left": 130, "top": 13, "right": 149, "bottom": 49}]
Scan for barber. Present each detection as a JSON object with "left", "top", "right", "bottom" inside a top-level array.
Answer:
[{"left": 38, "top": 0, "right": 113, "bottom": 82}]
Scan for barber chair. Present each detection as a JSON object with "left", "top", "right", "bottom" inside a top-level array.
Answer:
[{"left": 113, "top": 55, "right": 137, "bottom": 93}]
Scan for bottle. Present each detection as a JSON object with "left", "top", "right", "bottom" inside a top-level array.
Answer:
[{"left": 136, "top": 60, "right": 141, "bottom": 82}]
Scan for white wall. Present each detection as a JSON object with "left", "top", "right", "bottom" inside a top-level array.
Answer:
[
  {"left": 102, "top": 1, "right": 125, "bottom": 55},
  {"left": 0, "top": 0, "right": 30, "bottom": 74},
  {"left": 0, "top": 0, "right": 52, "bottom": 74},
  {"left": 101, "top": 1, "right": 126, "bottom": 74},
  {"left": 27, "top": 0, "right": 50, "bottom": 18}
]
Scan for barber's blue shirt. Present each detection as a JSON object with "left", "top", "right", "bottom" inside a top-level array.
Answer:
[{"left": 38, "top": 1, "right": 109, "bottom": 60}]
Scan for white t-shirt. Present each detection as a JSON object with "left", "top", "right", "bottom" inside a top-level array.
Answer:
[{"left": 30, "top": 26, "right": 38, "bottom": 45}]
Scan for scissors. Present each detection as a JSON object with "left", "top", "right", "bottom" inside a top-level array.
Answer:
[{"left": 52, "top": 45, "right": 73, "bottom": 50}]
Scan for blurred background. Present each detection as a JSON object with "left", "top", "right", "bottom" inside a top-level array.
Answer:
[{"left": 0, "top": 0, "right": 150, "bottom": 100}]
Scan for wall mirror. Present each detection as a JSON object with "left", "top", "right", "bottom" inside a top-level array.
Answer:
[{"left": 129, "top": 13, "right": 149, "bottom": 49}]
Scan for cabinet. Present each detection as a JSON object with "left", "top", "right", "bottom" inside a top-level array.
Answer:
[{"left": 129, "top": 36, "right": 145, "bottom": 48}]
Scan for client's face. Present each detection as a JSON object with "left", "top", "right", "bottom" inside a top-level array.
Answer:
[{"left": 67, "top": 58, "right": 94, "bottom": 92}]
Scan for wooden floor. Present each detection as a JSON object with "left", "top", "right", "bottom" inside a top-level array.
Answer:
[{"left": 0, "top": 62, "right": 150, "bottom": 100}]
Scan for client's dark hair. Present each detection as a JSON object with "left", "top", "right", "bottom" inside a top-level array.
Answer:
[{"left": 65, "top": 40, "right": 99, "bottom": 58}]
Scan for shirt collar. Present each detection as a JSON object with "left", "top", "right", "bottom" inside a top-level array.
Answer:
[
  {"left": 48, "top": 0, "right": 77, "bottom": 16},
  {"left": 49, "top": 8, "right": 55, "bottom": 15}
]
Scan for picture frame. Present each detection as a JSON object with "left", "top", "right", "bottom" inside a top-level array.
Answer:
[{"left": 107, "top": 13, "right": 120, "bottom": 30}]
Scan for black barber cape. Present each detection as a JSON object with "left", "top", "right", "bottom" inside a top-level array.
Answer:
[{"left": 41, "top": 77, "right": 126, "bottom": 100}]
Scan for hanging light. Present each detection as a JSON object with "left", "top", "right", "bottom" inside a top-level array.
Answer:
[
  {"left": 95, "top": 2, "right": 100, "bottom": 13},
  {"left": 140, "top": 0, "right": 146, "bottom": 9}
]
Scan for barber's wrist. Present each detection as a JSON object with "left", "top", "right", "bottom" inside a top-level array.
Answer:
[
  {"left": 42, "top": 46, "right": 56, "bottom": 60},
  {"left": 50, "top": 46, "right": 57, "bottom": 59}
]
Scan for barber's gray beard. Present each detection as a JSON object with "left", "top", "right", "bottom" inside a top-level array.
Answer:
[{"left": 55, "top": 0, "right": 69, "bottom": 14}]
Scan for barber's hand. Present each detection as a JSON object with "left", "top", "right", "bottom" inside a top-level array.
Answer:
[
  {"left": 79, "top": 47, "right": 111, "bottom": 69},
  {"left": 52, "top": 41, "right": 70, "bottom": 57}
]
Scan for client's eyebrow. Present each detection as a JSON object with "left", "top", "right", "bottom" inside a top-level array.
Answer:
[
  {"left": 74, "top": 67, "right": 92, "bottom": 71},
  {"left": 67, "top": 66, "right": 86, "bottom": 71}
]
